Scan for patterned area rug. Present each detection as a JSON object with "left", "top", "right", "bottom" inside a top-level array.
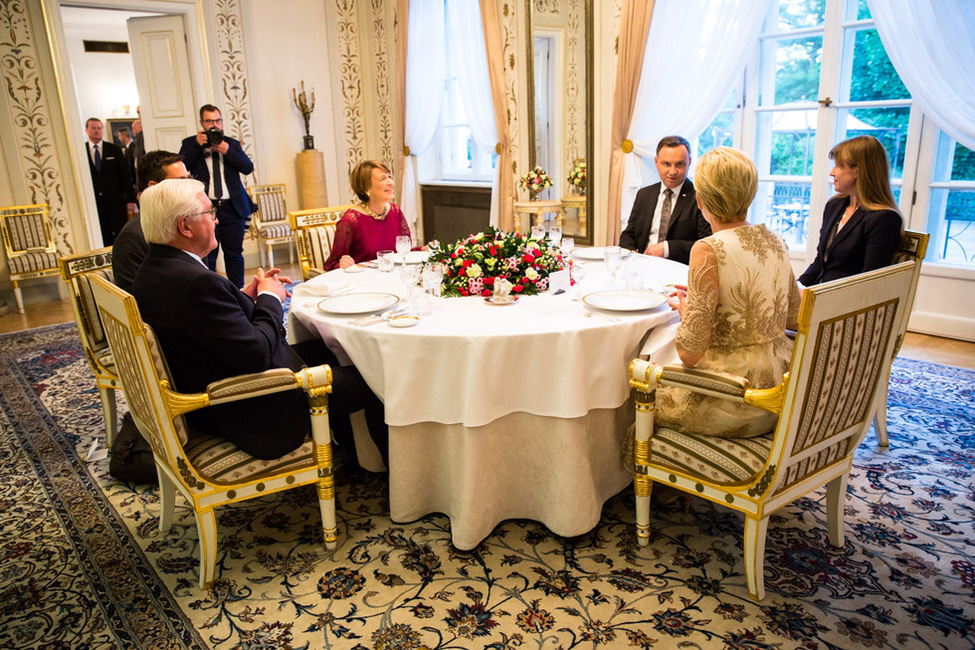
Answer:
[{"left": 1, "top": 323, "right": 973, "bottom": 649}]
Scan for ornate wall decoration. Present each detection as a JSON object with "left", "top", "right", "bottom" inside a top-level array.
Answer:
[
  {"left": 334, "top": 0, "right": 365, "bottom": 176},
  {"left": 211, "top": 0, "right": 258, "bottom": 181},
  {"left": 533, "top": 0, "right": 560, "bottom": 15},
  {"left": 501, "top": 3, "right": 520, "bottom": 181},
  {"left": 369, "top": 0, "right": 394, "bottom": 167},
  {"left": 0, "top": 0, "right": 72, "bottom": 255},
  {"left": 564, "top": 0, "right": 582, "bottom": 162}
]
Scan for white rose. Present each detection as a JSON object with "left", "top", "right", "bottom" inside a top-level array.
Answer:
[{"left": 466, "top": 263, "right": 483, "bottom": 278}]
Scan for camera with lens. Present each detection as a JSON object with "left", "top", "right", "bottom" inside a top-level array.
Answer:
[{"left": 205, "top": 127, "right": 223, "bottom": 147}]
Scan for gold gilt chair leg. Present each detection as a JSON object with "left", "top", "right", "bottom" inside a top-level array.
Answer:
[
  {"left": 158, "top": 470, "right": 177, "bottom": 533},
  {"left": 195, "top": 508, "right": 219, "bottom": 589},
  {"left": 13, "top": 281, "right": 24, "bottom": 314},
  {"left": 633, "top": 388, "right": 655, "bottom": 546},
  {"left": 872, "top": 365, "right": 892, "bottom": 447},
  {"left": 826, "top": 473, "right": 849, "bottom": 548},
  {"left": 744, "top": 516, "right": 770, "bottom": 602},
  {"left": 98, "top": 386, "right": 118, "bottom": 446},
  {"left": 304, "top": 366, "right": 339, "bottom": 550}
]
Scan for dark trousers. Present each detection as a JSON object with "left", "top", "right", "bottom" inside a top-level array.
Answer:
[
  {"left": 206, "top": 201, "right": 245, "bottom": 288},
  {"left": 293, "top": 339, "right": 390, "bottom": 471}
]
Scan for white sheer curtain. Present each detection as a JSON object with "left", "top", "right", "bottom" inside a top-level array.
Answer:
[
  {"left": 402, "top": 0, "right": 445, "bottom": 240},
  {"left": 446, "top": 0, "right": 501, "bottom": 226},
  {"left": 620, "top": 0, "right": 772, "bottom": 226},
  {"left": 869, "top": 0, "right": 975, "bottom": 152}
]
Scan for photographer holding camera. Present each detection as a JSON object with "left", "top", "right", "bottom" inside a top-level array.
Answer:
[{"left": 179, "top": 104, "right": 257, "bottom": 288}]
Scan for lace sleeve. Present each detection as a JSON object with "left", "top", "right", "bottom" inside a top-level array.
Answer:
[
  {"left": 323, "top": 214, "right": 356, "bottom": 271},
  {"left": 676, "top": 241, "right": 719, "bottom": 358},
  {"left": 786, "top": 271, "right": 801, "bottom": 330}
]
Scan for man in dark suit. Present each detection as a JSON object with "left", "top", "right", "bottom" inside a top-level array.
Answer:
[
  {"left": 133, "top": 178, "right": 389, "bottom": 468},
  {"left": 131, "top": 117, "right": 146, "bottom": 188},
  {"left": 119, "top": 127, "right": 137, "bottom": 193},
  {"left": 85, "top": 117, "right": 136, "bottom": 245},
  {"left": 619, "top": 135, "right": 711, "bottom": 264},
  {"left": 112, "top": 150, "right": 190, "bottom": 292},
  {"left": 179, "top": 104, "right": 256, "bottom": 288}
]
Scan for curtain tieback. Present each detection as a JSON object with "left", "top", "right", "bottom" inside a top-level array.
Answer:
[
  {"left": 495, "top": 143, "right": 502, "bottom": 154},
  {"left": 403, "top": 145, "right": 411, "bottom": 156},
  {"left": 621, "top": 139, "right": 634, "bottom": 153}
]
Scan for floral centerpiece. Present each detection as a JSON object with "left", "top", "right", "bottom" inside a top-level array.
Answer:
[
  {"left": 567, "top": 159, "right": 587, "bottom": 194},
  {"left": 425, "top": 226, "right": 569, "bottom": 297},
  {"left": 518, "top": 166, "right": 554, "bottom": 199}
]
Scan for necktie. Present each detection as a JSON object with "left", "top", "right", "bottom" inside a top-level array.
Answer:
[
  {"left": 211, "top": 152, "right": 223, "bottom": 199},
  {"left": 657, "top": 188, "right": 673, "bottom": 243},
  {"left": 93, "top": 144, "right": 102, "bottom": 172}
]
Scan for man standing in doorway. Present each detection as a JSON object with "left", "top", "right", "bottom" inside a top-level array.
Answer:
[
  {"left": 85, "top": 117, "right": 136, "bottom": 245},
  {"left": 179, "top": 104, "right": 256, "bottom": 288}
]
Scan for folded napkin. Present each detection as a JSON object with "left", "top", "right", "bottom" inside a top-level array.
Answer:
[{"left": 290, "top": 280, "right": 353, "bottom": 299}]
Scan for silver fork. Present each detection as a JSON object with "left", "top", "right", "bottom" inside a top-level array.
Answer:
[{"left": 350, "top": 309, "right": 408, "bottom": 326}]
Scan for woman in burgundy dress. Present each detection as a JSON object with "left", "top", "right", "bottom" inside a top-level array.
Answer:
[{"left": 323, "top": 160, "right": 412, "bottom": 270}]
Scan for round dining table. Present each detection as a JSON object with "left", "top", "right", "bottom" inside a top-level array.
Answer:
[{"left": 288, "top": 250, "right": 688, "bottom": 549}]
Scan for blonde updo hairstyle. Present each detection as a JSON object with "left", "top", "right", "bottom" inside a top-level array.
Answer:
[
  {"left": 693, "top": 147, "right": 758, "bottom": 224},
  {"left": 350, "top": 160, "right": 392, "bottom": 203}
]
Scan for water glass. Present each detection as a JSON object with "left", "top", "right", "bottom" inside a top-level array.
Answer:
[
  {"left": 395, "top": 235, "right": 411, "bottom": 269},
  {"left": 377, "top": 250, "right": 394, "bottom": 272},
  {"left": 415, "top": 289, "right": 434, "bottom": 316},
  {"left": 561, "top": 236, "right": 575, "bottom": 257},
  {"left": 571, "top": 262, "right": 587, "bottom": 299},
  {"left": 422, "top": 263, "right": 444, "bottom": 298},
  {"left": 603, "top": 246, "right": 623, "bottom": 288},
  {"left": 547, "top": 225, "right": 562, "bottom": 248}
]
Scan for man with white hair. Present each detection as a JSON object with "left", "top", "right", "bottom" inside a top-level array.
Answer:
[{"left": 132, "top": 178, "right": 388, "bottom": 469}]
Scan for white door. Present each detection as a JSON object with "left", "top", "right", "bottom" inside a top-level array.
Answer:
[{"left": 126, "top": 15, "right": 197, "bottom": 153}]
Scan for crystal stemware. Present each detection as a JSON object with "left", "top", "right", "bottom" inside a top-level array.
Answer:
[
  {"left": 603, "top": 246, "right": 623, "bottom": 288},
  {"left": 395, "top": 235, "right": 411, "bottom": 270}
]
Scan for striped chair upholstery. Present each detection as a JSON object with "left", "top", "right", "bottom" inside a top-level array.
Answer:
[
  {"left": 1, "top": 204, "right": 62, "bottom": 313},
  {"left": 58, "top": 248, "right": 120, "bottom": 445},
  {"left": 249, "top": 184, "right": 294, "bottom": 267},
  {"left": 628, "top": 261, "right": 917, "bottom": 601},
  {"left": 88, "top": 274, "right": 338, "bottom": 589},
  {"left": 290, "top": 205, "right": 352, "bottom": 281},
  {"left": 872, "top": 230, "right": 929, "bottom": 446}
]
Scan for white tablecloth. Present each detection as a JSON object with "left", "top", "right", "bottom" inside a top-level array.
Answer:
[{"left": 289, "top": 253, "right": 688, "bottom": 549}]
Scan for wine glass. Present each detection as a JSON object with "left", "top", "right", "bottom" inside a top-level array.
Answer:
[
  {"left": 561, "top": 236, "right": 575, "bottom": 258},
  {"left": 603, "top": 246, "right": 623, "bottom": 289},
  {"left": 395, "top": 235, "right": 411, "bottom": 270},
  {"left": 571, "top": 262, "right": 587, "bottom": 299}
]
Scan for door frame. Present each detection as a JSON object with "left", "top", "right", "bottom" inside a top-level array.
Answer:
[{"left": 40, "top": 0, "right": 211, "bottom": 249}]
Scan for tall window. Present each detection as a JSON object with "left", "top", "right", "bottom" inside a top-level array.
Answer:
[
  {"left": 419, "top": 1, "right": 498, "bottom": 183},
  {"left": 920, "top": 133, "right": 975, "bottom": 265}
]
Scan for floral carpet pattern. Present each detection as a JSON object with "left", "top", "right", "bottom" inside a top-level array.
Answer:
[{"left": 1, "top": 323, "right": 973, "bottom": 649}]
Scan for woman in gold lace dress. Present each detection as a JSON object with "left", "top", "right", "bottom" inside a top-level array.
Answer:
[{"left": 660, "top": 147, "right": 800, "bottom": 438}]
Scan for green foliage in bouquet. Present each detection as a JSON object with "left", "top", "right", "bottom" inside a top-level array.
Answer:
[{"left": 425, "top": 226, "right": 568, "bottom": 297}]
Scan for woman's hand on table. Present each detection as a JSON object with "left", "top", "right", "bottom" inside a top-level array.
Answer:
[
  {"left": 667, "top": 284, "right": 688, "bottom": 316},
  {"left": 338, "top": 255, "right": 356, "bottom": 269}
]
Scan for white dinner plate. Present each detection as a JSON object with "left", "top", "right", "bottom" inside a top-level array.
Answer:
[
  {"left": 393, "top": 251, "right": 430, "bottom": 265},
  {"left": 571, "top": 247, "right": 633, "bottom": 261},
  {"left": 583, "top": 290, "right": 667, "bottom": 312},
  {"left": 317, "top": 292, "right": 400, "bottom": 315}
]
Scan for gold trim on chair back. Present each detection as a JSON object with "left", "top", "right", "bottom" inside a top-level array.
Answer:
[
  {"left": 289, "top": 205, "right": 352, "bottom": 281},
  {"left": 58, "top": 247, "right": 115, "bottom": 371},
  {"left": 758, "top": 262, "right": 917, "bottom": 500}
]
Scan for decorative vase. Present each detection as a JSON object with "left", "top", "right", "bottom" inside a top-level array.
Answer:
[{"left": 529, "top": 190, "right": 540, "bottom": 201}]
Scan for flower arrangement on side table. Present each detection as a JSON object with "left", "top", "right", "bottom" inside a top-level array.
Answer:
[
  {"left": 567, "top": 159, "right": 587, "bottom": 194},
  {"left": 425, "top": 226, "right": 569, "bottom": 297},
  {"left": 518, "top": 166, "right": 554, "bottom": 199}
]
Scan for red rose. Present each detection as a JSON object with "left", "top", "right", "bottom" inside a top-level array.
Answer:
[
  {"left": 513, "top": 284, "right": 524, "bottom": 293},
  {"left": 460, "top": 289, "right": 469, "bottom": 296},
  {"left": 481, "top": 289, "right": 491, "bottom": 297},
  {"left": 522, "top": 254, "right": 535, "bottom": 264},
  {"left": 462, "top": 259, "right": 473, "bottom": 269}
]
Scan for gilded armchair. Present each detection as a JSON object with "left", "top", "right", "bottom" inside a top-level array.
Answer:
[
  {"left": 1, "top": 203, "right": 63, "bottom": 313},
  {"left": 628, "top": 261, "right": 916, "bottom": 600},
  {"left": 88, "top": 274, "right": 338, "bottom": 589},
  {"left": 289, "top": 205, "right": 352, "bottom": 281},
  {"left": 249, "top": 184, "right": 294, "bottom": 267}
]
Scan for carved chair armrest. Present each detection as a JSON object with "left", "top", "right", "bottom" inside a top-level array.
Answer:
[
  {"left": 206, "top": 368, "right": 300, "bottom": 404},
  {"left": 308, "top": 268, "right": 324, "bottom": 279},
  {"left": 630, "top": 359, "right": 787, "bottom": 416}
]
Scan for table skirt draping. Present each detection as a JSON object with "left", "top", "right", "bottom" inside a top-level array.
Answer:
[{"left": 388, "top": 403, "right": 635, "bottom": 550}]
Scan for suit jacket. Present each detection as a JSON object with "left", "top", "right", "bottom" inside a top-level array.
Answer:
[
  {"left": 123, "top": 141, "right": 137, "bottom": 188},
  {"left": 798, "top": 195, "right": 902, "bottom": 286},
  {"left": 87, "top": 140, "right": 136, "bottom": 244},
  {"left": 179, "top": 133, "right": 257, "bottom": 220},
  {"left": 132, "top": 244, "right": 308, "bottom": 459},
  {"left": 112, "top": 215, "right": 147, "bottom": 292},
  {"left": 619, "top": 180, "right": 711, "bottom": 264}
]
